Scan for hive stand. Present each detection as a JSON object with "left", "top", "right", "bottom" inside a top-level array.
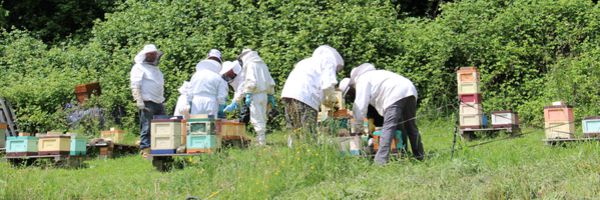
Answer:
[
  {"left": 88, "top": 139, "right": 139, "bottom": 159},
  {"left": 542, "top": 137, "right": 600, "bottom": 146},
  {"left": 4, "top": 154, "right": 85, "bottom": 168},
  {"left": 459, "top": 126, "right": 521, "bottom": 141}
]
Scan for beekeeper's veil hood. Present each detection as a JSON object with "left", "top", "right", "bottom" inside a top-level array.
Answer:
[
  {"left": 134, "top": 44, "right": 163, "bottom": 65},
  {"left": 312, "top": 45, "right": 344, "bottom": 72}
]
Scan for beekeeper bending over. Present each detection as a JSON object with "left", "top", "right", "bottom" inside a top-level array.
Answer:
[
  {"left": 224, "top": 49, "right": 276, "bottom": 146},
  {"left": 130, "top": 44, "right": 166, "bottom": 158},
  {"left": 188, "top": 49, "right": 228, "bottom": 117},
  {"left": 339, "top": 63, "right": 424, "bottom": 164},
  {"left": 281, "top": 45, "right": 344, "bottom": 146}
]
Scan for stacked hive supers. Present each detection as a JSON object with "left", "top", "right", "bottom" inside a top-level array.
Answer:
[
  {"left": 150, "top": 118, "right": 183, "bottom": 154},
  {"left": 457, "top": 67, "right": 483, "bottom": 129},
  {"left": 186, "top": 115, "right": 221, "bottom": 154},
  {"left": 543, "top": 103, "right": 574, "bottom": 139}
]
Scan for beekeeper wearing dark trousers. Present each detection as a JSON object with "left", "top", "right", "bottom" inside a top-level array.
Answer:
[
  {"left": 339, "top": 63, "right": 424, "bottom": 164},
  {"left": 280, "top": 45, "right": 344, "bottom": 147},
  {"left": 130, "top": 44, "right": 165, "bottom": 158}
]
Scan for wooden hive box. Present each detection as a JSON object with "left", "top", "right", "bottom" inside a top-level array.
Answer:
[
  {"left": 457, "top": 82, "right": 481, "bottom": 95},
  {"left": 6, "top": 136, "right": 38, "bottom": 156},
  {"left": 544, "top": 122, "right": 575, "bottom": 139},
  {"left": 459, "top": 94, "right": 482, "bottom": 104},
  {"left": 186, "top": 135, "right": 221, "bottom": 154},
  {"left": 100, "top": 128, "right": 125, "bottom": 144},
  {"left": 187, "top": 117, "right": 216, "bottom": 135},
  {"left": 217, "top": 120, "right": 247, "bottom": 139},
  {"left": 543, "top": 105, "right": 574, "bottom": 122},
  {"left": 491, "top": 111, "right": 519, "bottom": 128},
  {"left": 582, "top": 116, "right": 600, "bottom": 138},
  {"left": 38, "top": 134, "right": 71, "bottom": 156},
  {"left": 70, "top": 135, "right": 87, "bottom": 156},
  {"left": 0, "top": 123, "right": 6, "bottom": 148},
  {"left": 456, "top": 67, "right": 479, "bottom": 83},
  {"left": 459, "top": 114, "right": 482, "bottom": 129},
  {"left": 151, "top": 118, "right": 183, "bottom": 154},
  {"left": 459, "top": 103, "right": 482, "bottom": 115}
]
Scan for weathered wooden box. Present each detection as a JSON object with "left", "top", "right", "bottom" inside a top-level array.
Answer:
[
  {"left": 491, "top": 111, "right": 519, "bottom": 128},
  {"left": 151, "top": 118, "right": 183, "bottom": 154},
  {"left": 186, "top": 135, "right": 221, "bottom": 154},
  {"left": 544, "top": 105, "right": 574, "bottom": 122},
  {"left": 456, "top": 67, "right": 479, "bottom": 83},
  {"left": 38, "top": 134, "right": 71, "bottom": 156},
  {"left": 216, "top": 120, "right": 247, "bottom": 139},
  {"left": 459, "top": 94, "right": 482, "bottom": 104},
  {"left": 544, "top": 122, "right": 575, "bottom": 139},
  {"left": 6, "top": 136, "right": 38, "bottom": 156},
  {"left": 457, "top": 82, "right": 481, "bottom": 95},
  {"left": 460, "top": 114, "right": 483, "bottom": 129},
  {"left": 459, "top": 103, "right": 482, "bottom": 115},
  {"left": 100, "top": 128, "right": 125, "bottom": 144}
]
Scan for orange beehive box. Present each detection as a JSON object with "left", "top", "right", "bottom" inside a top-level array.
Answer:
[
  {"left": 456, "top": 67, "right": 479, "bottom": 83},
  {"left": 544, "top": 105, "right": 574, "bottom": 122}
]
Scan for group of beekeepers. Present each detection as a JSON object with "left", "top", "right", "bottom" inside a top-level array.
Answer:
[{"left": 130, "top": 44, "right": 424, "bottom": 164}]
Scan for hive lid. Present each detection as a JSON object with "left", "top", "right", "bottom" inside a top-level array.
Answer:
[
  {"left": 189, "top": 114, "right": 214, "bottom": 119},
  {"left": 7, "top": 136, "right": 38, "bottom": 140},
  {"left": 543, "top": 105, "right": 572, "bottom": 109},
  {"left": 584, "top": 116, "right": 600, "bottom": 120},
  {"left": 153, "top": 115, "right": 182, "bottom": 120},
  {"left": 152, "top": 118, "right": 183, "bottom": 122},
  {"left": 457, "top": 66, "right": 478, "bottom": 71},
  {"left": 37, "top": 134, "right": 71, "bottom": 138},
  {"left": 491, "top": 110, "right": 517, "bottom": 114}
]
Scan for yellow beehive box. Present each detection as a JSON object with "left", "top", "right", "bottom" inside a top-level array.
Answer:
[
  {"left": 457, "top": 82, "right": 481, "bottom": 94},
  {"left": 38, "top": 134, "right": 71, "bottom": 155},
  {"left": 151, "top": 118, "right": 183, "bottom": 154},
  {"left": 545, "top": 122, "right": 575, "bottom": 139},
  {"left": 101, "top": 128, "right": 125, "bottom": 143},
  {"left": 217, "top": 120, "right": 248, "bottom": 139},
  {"left": 459, "top": 103, "right": 482, "bottom": 115}
]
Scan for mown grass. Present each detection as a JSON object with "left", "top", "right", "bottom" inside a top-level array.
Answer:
[{"left": 1, "top": 117, "right": 599, "bottom": 199}]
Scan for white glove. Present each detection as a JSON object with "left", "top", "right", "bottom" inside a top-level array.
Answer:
[{"left": 132, "top": 87, "right": 145, "bottom": 110}]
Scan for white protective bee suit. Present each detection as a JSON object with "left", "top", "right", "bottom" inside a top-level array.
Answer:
[
  {"left": 187, "top": 59, "right": 228, "bottom": 117},
  {"left": 281, "top": 45, "right": 344, "bottom": 111},
  {"left": 173, "top": 81, "right": 191, "bottom": 117},
  {"left": 237, "top": 50, "right": 276, "bottom": 145},
  {"left": 220, "top": 61, "right": 245, "bottom": 105}
]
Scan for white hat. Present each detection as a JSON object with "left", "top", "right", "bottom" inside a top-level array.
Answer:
[
  {"left": 220, "top": 61, "right": 242, "bottom": 75},
  {"left": 350, "top": 63, "right": 376, "bottom": 83},
  {"left": 134, "top": 44, "right": 162, "bottom": 64},
  {"left": 339, "top": 78, "right": 351, "bottom": 97},
  {"left": 207, "top": 49, "right": 222, "bottom": 62}
]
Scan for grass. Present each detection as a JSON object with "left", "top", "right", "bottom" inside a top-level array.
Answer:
[{"left": 1, "top": 117, "right": 600, "bottom": 199}]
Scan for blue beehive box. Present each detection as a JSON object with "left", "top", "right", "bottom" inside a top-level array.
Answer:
[
  {"left": 70, "top": 135, "right": 87, "bottom": 156},
  {"left": 187, "top": 135, "right": 220, "bottom": 149},
  {"left": 6, "top": 136, "right": 38, "bottom": 156},
  {"left": 582, "top": 116, "right": 600, "bottom": 137}
]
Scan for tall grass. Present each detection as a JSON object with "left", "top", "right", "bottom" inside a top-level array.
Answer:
[{"left": 1, "top": 118, "right": 599, "bottom": 199}]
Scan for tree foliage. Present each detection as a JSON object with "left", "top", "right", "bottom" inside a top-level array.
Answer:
[{"left": 0, "top": 0, "right": 599, "bottom": 133}]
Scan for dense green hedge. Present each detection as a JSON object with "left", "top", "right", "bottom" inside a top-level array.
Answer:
[{"left": 0, "top": 0, "right": 599, "bottom": 134}]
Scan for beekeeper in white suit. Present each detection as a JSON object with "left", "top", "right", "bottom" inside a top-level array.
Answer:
[
  {"left": 130, "top": 44, "right": 165, "bottom": 158},
  {"left": 173, "top": 81, "right": 191, "bottom": 117},
  {"left": 223, "top": 49, "right": 276, "bottom": 145},
  {"left": 339, "top": 63, "right": 424, "bottom": 164},
  {"left": 188, "top": 49, "right": 228, "bottom": 117},
  {"left": 220, "top": 61, "right": 245, "bottom": 110},
  {"left": 281, "top": 45, "right": 344, "bottom": 145}
]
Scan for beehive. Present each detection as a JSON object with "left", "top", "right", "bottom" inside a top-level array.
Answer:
[
  {"left": 338, "top": 136, "right": 361, "bottom": 156},
  {"left": 38, "top": 134, "right": 71, "bottom": 156},
  {"left": 459, "top": 103, "right": 482, "bottom": 115},
  {"left": 543, "top": 105, "right": 574, "bottom": 122},
  {"left": 6, "top": 136, "right": 38, "bottom": 156},
  {"left": 187, "top": 117, "right": 216, "bottom": 135},
  {"left": 372, "top": 130, "right": 403, "bottom": 153},
  {"left": 217, "top": 120, "right": 247, "bottom": 138},
  {"left": 459, "top": 114, "right": 482, "bottom": 129},
  {"left": 491, "top": 111, "right": 519, "bottom": 128},
  {"left": 100, "top": 128, "right": 125, "bottom": 144},
  {"left": 582, "top": 116, "right": 600, "bottom": 137},
  {"left": 151, "top": 118, "right": 183, "bottom": 154},
  {"left": 0, "top": 123, "right": 6, "bottom": 148},
  {"left": 186, "top": 135, "right": 221, "bottom": 154},
  {"left": 70, "top": 135, "right": 87, "bottom": 156},
  {"left": 545, "top": 122, "right": 575, "bottom": 139},
  {"left": 456, "top": 67, "right": 479, "bottom": 83},
  {"left": 457, "top": 82, "right": 481, "bottom": 94},
  {"left": 459, "top": 94, "right": 482, "bottom": 103}
]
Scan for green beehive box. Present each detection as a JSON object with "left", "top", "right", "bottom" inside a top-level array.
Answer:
[
  {"left": 187, "top": 119, "right": 216, "bottom": 135},
  {"left": 6, "top": 136, "right": 38, "bottom": 154},
  {"left": 70, "top": 135, "right": 87, "bottom": 156}
]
